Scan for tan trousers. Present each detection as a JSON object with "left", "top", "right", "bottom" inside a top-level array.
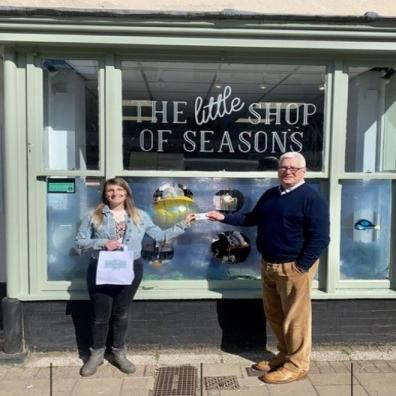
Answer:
[{"left": 261, "top": 260, "right": 318, "bottom": 372}]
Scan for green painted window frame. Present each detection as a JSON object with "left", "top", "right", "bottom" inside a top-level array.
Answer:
[{"left": 3, "top": 43, "right": 396, "bottom": 300}]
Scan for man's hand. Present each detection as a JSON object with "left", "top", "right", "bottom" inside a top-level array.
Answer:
[{"left": 206, "top": 211, "right": 225, "bottom": 221}]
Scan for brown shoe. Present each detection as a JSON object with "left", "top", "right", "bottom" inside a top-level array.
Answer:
[
  {"left": 252, "top": 356, "right": 284, "bottom": 372},
  {"left": 259, "top": 367, "right": 307, "bottom": 384}
]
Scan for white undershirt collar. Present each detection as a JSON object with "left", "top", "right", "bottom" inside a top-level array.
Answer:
[{"left": 279, "top": 180, "right": 305, "bottom": 195}]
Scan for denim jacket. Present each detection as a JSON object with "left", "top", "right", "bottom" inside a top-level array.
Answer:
[{"left": 75, "top": 205, "right": 189, "bottom": 259}]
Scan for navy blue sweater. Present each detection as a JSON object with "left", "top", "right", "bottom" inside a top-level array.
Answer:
[{"left": 223, "top": 183, "right": 330, "bottom": 271}]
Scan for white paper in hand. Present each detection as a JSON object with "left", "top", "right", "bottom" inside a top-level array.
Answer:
[{"left": 195, "top": 213, "right": 208, "bottom": 221}]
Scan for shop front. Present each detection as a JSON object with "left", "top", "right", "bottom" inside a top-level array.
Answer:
[{"left": 1, "top": 8, "right": 396, "bottom": 353}]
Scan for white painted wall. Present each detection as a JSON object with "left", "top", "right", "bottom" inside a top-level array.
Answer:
[
  {"left": 0, "top": 50, "right": 6, "bottom": 283},
  {"left": 0, "top": 1, "right": 394, "bottom": 17}
]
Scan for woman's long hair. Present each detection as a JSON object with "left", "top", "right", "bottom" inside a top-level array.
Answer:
[{"left": 91, "top": 177, "right": 141, "bottom": 228}]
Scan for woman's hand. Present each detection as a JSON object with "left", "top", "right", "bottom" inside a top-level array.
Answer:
[
  {"left": 185, "top": 213, "right": 196, "bottom": 225},
  {"left": 206, "top": 211, "right": 225, "bottom": 221},
  {"left": 104, "top": 240, "right": 122, "bottom": 251}
]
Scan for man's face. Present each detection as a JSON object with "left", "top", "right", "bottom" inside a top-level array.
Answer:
[{"left": 278, "top": 157, "right": 306, "bottom": 189}]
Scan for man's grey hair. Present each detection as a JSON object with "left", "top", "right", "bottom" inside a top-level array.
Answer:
[{"left": 279, "top": 152, "right": 306, "bottom": 168}]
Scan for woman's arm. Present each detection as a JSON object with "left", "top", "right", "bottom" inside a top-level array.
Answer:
[
  {"left": 75, "top": 214, "right": 108, "bottom": 254},
  {"left": 142, "top": 211, "right": 194, "bottom": 242}
]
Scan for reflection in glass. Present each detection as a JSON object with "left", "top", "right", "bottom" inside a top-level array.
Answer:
[
  {"left": 47, "top": 177, "right": 323, "bottom": 283},
  {"left": 213, "top": 189, "right": 244, "bottom": 213},
  {"left": 211, "top": 231, "right": 251, "bottom": 264},
  {"left": 43, "top": 59, "right": 99, "bottom": 170},
  {"left": 346, "top": 66, "right": 396, "bottom": 172},
  {"left": 47, "top": 177, "right": 102, "bottom": 281},
  {"left": 122, "top": 61, "right": 326, "bottom": 171},
  {"left": 340, "top": 180, "right": 391, "bottom": 279}
]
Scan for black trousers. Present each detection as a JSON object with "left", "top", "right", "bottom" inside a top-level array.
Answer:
[{"left": 87, "top": 258, "right": 143, "bottom": 349}]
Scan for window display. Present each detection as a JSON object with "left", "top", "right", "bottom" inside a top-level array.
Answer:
[
  {"left": 340, "top": 179, "right": 392, "bottom": 280},
  {"left": 122, "top": 62, "right": 326, "bottom": 172}
]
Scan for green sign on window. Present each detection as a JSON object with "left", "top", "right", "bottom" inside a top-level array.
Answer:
[{"left": 48, "top": 178, "right": 75, "bottom": 193}]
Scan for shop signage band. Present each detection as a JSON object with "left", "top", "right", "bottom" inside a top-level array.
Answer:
[{"left": 128, "top": 85, "right": 318, "bottom": 154}]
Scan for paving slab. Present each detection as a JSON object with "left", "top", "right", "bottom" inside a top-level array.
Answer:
[
  {"left": 308, "top": 373, "right": 359, "bottom": 385},
  {"left": 203, "top": 363, "right": 243, "bottom": 377},
  {"left": 120, "top": 377, "right": 155, "bottom": 396},
  {"left": 71, "top": 378, "right": 122, "bottom": 396},
  {"left": 2, "top": 367, "right": 40, "bottom": 379},
  {"left": 220, "top": 352, "right": 259, "bottom": 365},
  {"left": 218, "top": 389, "right": 270, "bottom": 395},
  {"left": 353, "top": 361, "right": 381, "bottom": 373},
  {"left": 354, "top": 371, "right": 396, "bottom": 385},
  {"left": 265, "top": 378, "right": 317, "bottom": 396},
  {"left": 143, "top": 364, "right": 159, "bottom": 376},
  {"left": 371, "top": 360, "right": 394, "bottom": 372},
  {"left": 329, "top": 361, "right": 350, "bottom": 373},
  {"left": 238, "top": 376, "right": 266, "bottom": 387},
  {"left": 354, "top": 372, "right": 396, "bottom": 396},
  {"left": 308, "top": 361, "right": 320, "bottom": 373},
  {"left": 316, "top": 361, "right": 336, "bottom": 373},
  {"left": 387, "top": 360, "right": 396, "bottom": 370},
  {"left": 315, "top": 384, "right": 368, "bottom": 396},
  {"left": 94, "top": 363, "right": 145, "bottom": 378},
  {"left": 47, "top": 366, "right": 77, "bottom": 379},
  {"left": 0, "top": 378, "right": 76, "bottom": 396}
]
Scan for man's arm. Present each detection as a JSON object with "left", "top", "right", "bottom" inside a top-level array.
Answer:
[
  {"left": 207, "top": 191, "right": 267, "bottom": 226},
  {"left": 297, "top": 196, "right": 330, "bottom": 271}
]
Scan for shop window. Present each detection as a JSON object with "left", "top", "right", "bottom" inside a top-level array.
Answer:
[
  {"left": 346, "top": 66, "right": 396, "bottom": 173},
  {"left": 46, "top": 176, "right": 323, "bottom": 283},
  {"left": 340, "top": 180, "right": 392, "bottom": 280},
  {"left": 121, "top": 62, "right": 326, "bottom": 172},
  {"left": 47, "top": 177, "right": 102, "bottom": 281},
  {"left": 43, "top": 59, "right": 99, "bottom": 170}
]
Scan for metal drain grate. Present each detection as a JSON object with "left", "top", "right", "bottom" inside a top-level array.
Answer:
[
  {"left": 204, "top": 376, "right": 240, "bottom": 390},
  {"left": 153, "top": 366, "right": 197, "bottom": 396},
  {"left": 246, "top": 367, "right": 263, "bottom": 377}
]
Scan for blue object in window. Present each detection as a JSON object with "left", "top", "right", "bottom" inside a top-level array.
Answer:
[{"left": 354, "top": 219, "right": 379, "bottom": 231}]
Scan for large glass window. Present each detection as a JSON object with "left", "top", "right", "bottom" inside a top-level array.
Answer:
[
  {"left": 346, "top": 66, "right": 396, "bottom": 173},
  {"left": 340, "top": 180, "right": 392, "bottom": 280},
  {"left": 47, "top": 177, "right": 102, "bottom": 281},
  {"left": 43, "top": 59, "right": 99, "bottom": 170},
  {"left": 46, "top": 176, "right": 324, "bottom": 283},
  {"left": 122, "top": 62, "right": 326, "bottom": 172}
]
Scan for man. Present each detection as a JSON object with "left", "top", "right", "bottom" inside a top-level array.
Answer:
[{"left": 207, "top": 152, "right": 330, "bottom": 384}]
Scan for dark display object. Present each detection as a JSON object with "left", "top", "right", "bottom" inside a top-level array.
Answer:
[
  {"left": 141, "top": 239, "right": 174, "bottom": 268},
  {"left": 211, "top": 231, "right": 251, "bottom": 264},
  {"left": 213, "top": 189, "right": 244, "bottom": 213},
  {"left": 153, "top": 183, "right": 193, "bottom": 202}
]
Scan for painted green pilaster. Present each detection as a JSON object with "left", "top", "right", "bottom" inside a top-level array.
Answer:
[{"left": 4, "top": 50, "right": 29, "bottom": 298}]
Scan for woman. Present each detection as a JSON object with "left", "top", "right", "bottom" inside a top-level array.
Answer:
[{"left": 75, "top": 177, "right": 195, "bottom": 376}]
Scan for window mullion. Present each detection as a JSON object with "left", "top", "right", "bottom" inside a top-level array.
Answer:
[
  {"left": 327, "top": 61, "right": 348, "bottom": 293},
  {"left": 104, "top": 54, "right": 123, "bottom": 179}
]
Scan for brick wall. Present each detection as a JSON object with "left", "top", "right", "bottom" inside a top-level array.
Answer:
[{"left": 21, "top": 299, "right": 396, "bottom": 352}]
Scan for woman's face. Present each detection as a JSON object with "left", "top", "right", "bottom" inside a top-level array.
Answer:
[{"left": 105, "top": 184, "right": 128, "bottom": 209}]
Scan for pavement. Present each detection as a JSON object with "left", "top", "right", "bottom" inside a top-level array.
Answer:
[{"left": 0, "top": 347, "right": 396, "bottom": 396}]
